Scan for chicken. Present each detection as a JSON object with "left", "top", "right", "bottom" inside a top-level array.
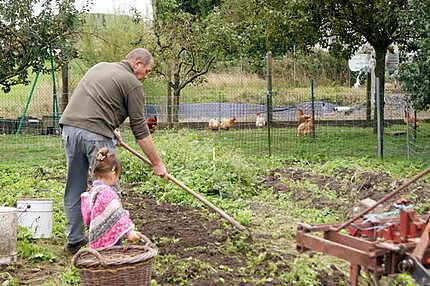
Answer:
[
  {"left": 255, "top": 112, "right": 265, "bottom": 128},
  {"left": 297, "top": 117, "right": 313, "bottom": 136},
  {"left": 334, "top": 106, "right": 354, "bottom": 115},
  {"left": 209, "top": 117, "right": 236, "bottom": 131},
  {"left": 220, "top": 117, "right": 236, "bottom": 130},
  {"left": 208, "top": 119, "right": 220, "bottom": 130},
  {"left": 404, "top": 110, "right": 421, "bottom": 126},
  {"left": 146, "top": 115, "right": 157, "bottom": 134},
  {"left": 297, "top": 108, "right": 311, "bottom": 123}
]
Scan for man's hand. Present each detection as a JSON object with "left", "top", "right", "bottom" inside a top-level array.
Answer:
[
  {"left": 152, "top": 163, "right": 167, "bottom": 178},
  {"left": 113, "top": 129, "right": 123, "bottom": 146}
]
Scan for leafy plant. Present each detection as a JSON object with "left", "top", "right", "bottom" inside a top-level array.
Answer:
[
  {"left": 17, "top": 227, "right": 57, "bottom": 263},
  {"left": 0, "top": 0, "right": 84, "bottom": 92}
]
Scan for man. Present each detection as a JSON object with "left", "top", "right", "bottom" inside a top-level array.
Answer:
[{"left": 60, "top": 48, "right": 166, "bottom": 254}]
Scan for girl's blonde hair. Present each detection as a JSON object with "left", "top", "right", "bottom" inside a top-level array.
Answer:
[{"left": 93, "top": 147, "right": 121, "bottom": 178}]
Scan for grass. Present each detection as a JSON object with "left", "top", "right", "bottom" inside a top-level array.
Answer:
[
  {"left": 0, "top": 127, "right": 428, "bottom": 285},
  {"left": 0, "top": 134, "right": 64, "bottom": 166},
  {"left": 205, "top": 123, "right": 430, "bottom": 164}
]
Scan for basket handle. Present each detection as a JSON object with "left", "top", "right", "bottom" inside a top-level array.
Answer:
[
  {"left": 72, "top": 247, "right": 106, "bottom": 267},
  {"left": 137, "top": 232, "right": 154, "bottom": 248}
]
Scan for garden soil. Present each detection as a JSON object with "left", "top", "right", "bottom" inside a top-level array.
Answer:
[{"left": 2, "top": 164, "right": 429, "bottom": 285}]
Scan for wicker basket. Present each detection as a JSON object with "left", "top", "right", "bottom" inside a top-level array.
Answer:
[{"left": 72, "top": 234, "right": 157, "bottom": 286}]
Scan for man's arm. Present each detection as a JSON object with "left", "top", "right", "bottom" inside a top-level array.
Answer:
[{"left": 136, "top": 136, "right": 167, "bottom": 177}]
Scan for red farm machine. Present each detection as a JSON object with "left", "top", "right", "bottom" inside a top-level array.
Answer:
[{"left": 296, "top": 167, "right": 430, "bottom": 285}]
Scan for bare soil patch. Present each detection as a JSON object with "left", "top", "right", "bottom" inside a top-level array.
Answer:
[{"left": 263, "top": 165, "right": 430, "bottom": 217}]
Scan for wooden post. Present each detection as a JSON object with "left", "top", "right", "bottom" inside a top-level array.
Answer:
[
  {"left": 311, "top": 79, "right": 315, "bottom": 138},
  {"left": 61, "top": 63, "right": 69, "bottom": 113},
  {"left": 167, "top": 69, "right": 172, "bottom": 128}
]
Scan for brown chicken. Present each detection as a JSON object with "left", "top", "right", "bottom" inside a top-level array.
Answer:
[
  {"left": 297, "top": 117, "right": 313, "bottom": 136},
  {"left": 297, "top": 108, "right": 311, "bottom": 123},
  {"left": 404, "top": 110, "right": 420, "bottom": 126},
  {"left": 146, "top": 116, "right": 157, "bottom": 134},
  {"left": 220, "top": 117, "right": 236, "bottom": 130},
  {"left": 208, "top": 117, "right": 237, "bottom": 131},
  {"left": 208, "top": 119, "right": 220, "bottom": 130}
]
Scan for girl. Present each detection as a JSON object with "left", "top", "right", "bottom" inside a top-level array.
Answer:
[{"left": 81, "top": 147, "right": 141, "bottom": 249}]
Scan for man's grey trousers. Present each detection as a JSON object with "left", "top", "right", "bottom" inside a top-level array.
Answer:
[{"left": 62, "top": 125, "right": 118, "bottom": 244}]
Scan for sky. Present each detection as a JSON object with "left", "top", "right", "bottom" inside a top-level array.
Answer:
[{"left": 75, "top": 0, "right": 153, "bottom": 19}]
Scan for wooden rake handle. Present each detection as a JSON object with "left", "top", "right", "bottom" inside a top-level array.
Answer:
[{"left": 114, "top": 132, "right": 246, "bottom": 231}]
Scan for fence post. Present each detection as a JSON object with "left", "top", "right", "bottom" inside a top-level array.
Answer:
[
  {"left": 167, "top": 69, "right": 172, "bottom": 128},
  {"left": 61, "top": 63, "right": 69, "bottom": 113},
  {"left": 413, "top": 109, "right": 418, "bottom": 141},
  {"left": 266, "top": 51, "right": 273, "bottom": 156},
  {"left": 310, "top": 79, "right": 315, "bottom": 139},
  {"left": 218, "top": 92, "right": 222, "bottom": 131},
  {"left": 366, "top": 72, "right": 371, "bottom": 122},
  {"left": 376, "top": 77, "right": 383, "bottom": 159},
  {"left": 16, "top": 68, "right": 41, "bottom": 134},
  {"left": 49, "top": 46, "right": 59, "bottom": 131}
]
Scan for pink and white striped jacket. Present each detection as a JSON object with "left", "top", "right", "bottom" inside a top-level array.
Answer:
[{"left": 81, "top": 180, "right": 134, "bottom": 249}]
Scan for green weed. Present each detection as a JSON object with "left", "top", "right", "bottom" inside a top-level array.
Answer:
[{"left": 17, "top": 227, "right": 57, "bottom": 263}]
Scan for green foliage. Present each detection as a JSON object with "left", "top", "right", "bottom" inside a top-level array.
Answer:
[
  {"left": 273, "top": 50, "right": 349, "bottom": 86},
  {"left": 0, "top": 127, "right": 427, "bottom": 284},
  {"left": 219, "top": 0, "right": 294, "bottom": 69},
  {"left": 58, "top": 266, "right": 80, "bottom": 285},
  {"left": 120, "top": 129, "right": 260, "bottom": 214},
  {"left": 398, "top": 0, "right": 430, "bottom": 111},
  {"left": 79, "top": 13, "right": 153, "bottom": 67},
  {"left": 17, "top": 227, "right": 57, "bottom": 263},
  {"left": 0, "top": 0, "right": 83, "bottom": 92},
  {"left": 279, "top": 256, "right": 321, "bottom": 286},
  {"left": 177, "top": 0, "right": 221, "bottom": 17},
  {"left": 147, "top": 0, "right": 237, "bottom": 122},
  {"left": 0, "top": 162, "right": 67, "bottom": 239}
]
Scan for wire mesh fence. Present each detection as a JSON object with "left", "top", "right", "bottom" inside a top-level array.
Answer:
[{"left": 1, "top": 55, "right": 429, "bottom": 167}]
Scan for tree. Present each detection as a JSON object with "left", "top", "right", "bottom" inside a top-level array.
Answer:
[
  {"left": 255, "top": 0, "right": 410, "bottom": 141},
  {"left": 79, "top": 13, "right": 152, "bottom": 68},
  {"left": 146, "top": 0, "right": 235, "bottom": 124},
  {"left": 219, "top": 0, "right": 297, "bottom": 73},
  {"left": 398, "top": 0, "right": 430, "bottom": 111},
  {"left": 281, "top": 0, "right": 413, "bottom": 137},
  {"left": 0, "top": 0, "right": 83, "bottom": 92},
  {"left": 177, "top": 0, "right": 220, "bottom": 17}
]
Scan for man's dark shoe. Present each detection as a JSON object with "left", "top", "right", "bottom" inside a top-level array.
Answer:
[{"left": 64, "top": 238, "right": 88, "bottom": 254}]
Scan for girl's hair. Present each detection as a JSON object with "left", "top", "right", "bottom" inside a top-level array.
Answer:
[{"left": 93, "top": 147, "right": 122, "bottom": 178}]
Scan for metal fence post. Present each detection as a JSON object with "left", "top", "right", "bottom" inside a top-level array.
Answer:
[
  {"left": 376, "top": 77, "right": 383, "bottom": 159},
  {"left": 310, "top": 79, "right": 315, "bottom": 139},
  {"left": 266, "top": 51, "right": 273, "bottom": 156},
  {"left": 49, "top": 46, "right": 59, "bottom": 131}
]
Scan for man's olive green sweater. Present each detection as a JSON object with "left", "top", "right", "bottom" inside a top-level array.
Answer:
[{"left": 60, "top": 61, "right": 149, "bottom": 139}]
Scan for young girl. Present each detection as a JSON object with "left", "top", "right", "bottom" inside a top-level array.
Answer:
[{"left": 81, "top": 147, "right": 141, "bottom": 249}]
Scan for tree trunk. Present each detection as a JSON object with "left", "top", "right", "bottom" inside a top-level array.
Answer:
[
  {"left": 167, "top": 70, "right": 173, "bottom": 128},
  {"left": 60, "top": 63, "right": 69, "bottom": 113},
  {"left": 172, "top": 88, "right": 180, "bottom": 124},
  {"left": 373, "top": 47, "right": 387, "bottom": 157},
  {"left": 373, "top": 48, "right": 386, "bottom": 133}
]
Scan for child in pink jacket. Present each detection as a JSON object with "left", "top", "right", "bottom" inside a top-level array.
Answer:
[{"left": 81, "top": 147, "right": 141, "bottom": 249}]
